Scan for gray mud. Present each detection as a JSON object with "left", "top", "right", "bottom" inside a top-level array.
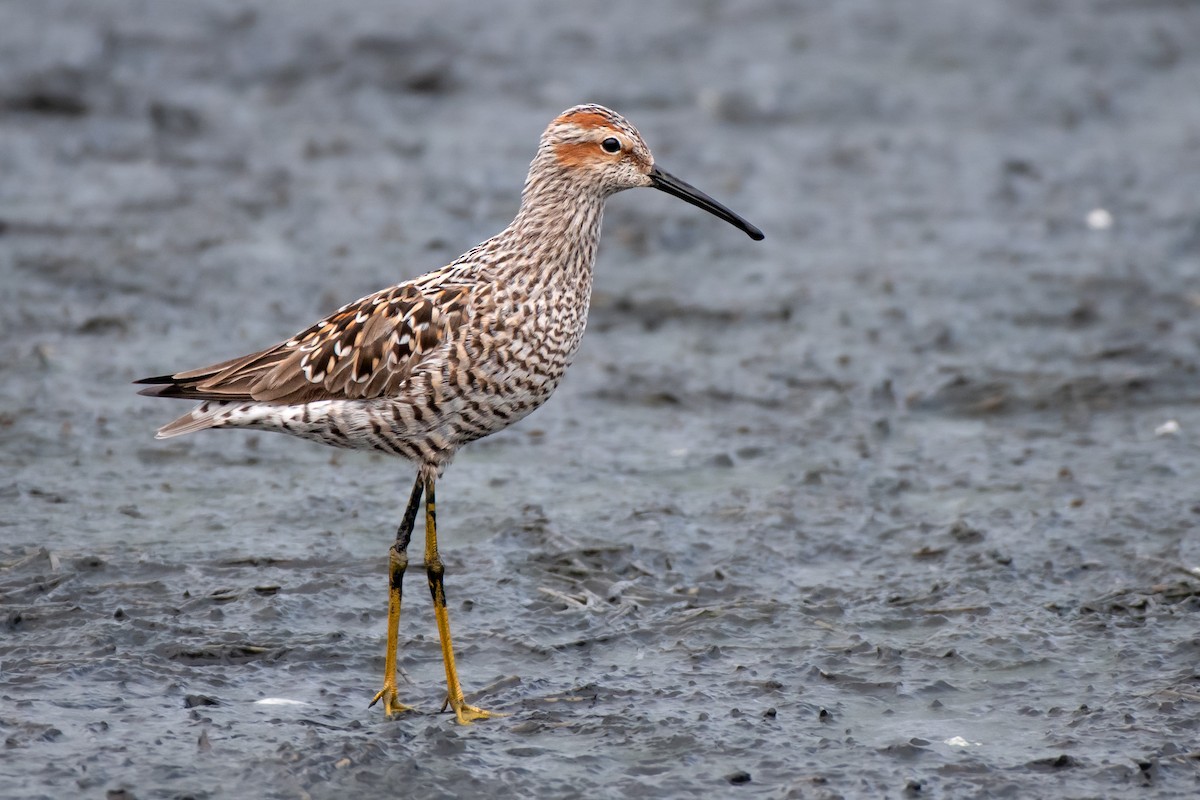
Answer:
[{"left": 4, "top": 0, "right": 1200, "bottom": 797}]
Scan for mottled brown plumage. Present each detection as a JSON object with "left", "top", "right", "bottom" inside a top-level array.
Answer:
[{"left": 136, "top": 104, "right": 763, "bottom": 723}]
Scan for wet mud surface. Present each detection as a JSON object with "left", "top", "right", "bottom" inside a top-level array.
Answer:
[{"left": 4, "top": 0, "right": 1200, "bottom": 797}]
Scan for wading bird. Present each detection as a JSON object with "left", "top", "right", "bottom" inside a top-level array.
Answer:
[{"left": 137, "top": 104, "right": 763, "bottom": 723}]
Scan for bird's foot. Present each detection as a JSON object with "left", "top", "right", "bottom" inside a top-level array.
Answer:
[
  {"left": 441, "top": 694, "right": 505, "bottom": 725},
  {"left": 369, "top": 683, "right": 414, "bottom": 717}
]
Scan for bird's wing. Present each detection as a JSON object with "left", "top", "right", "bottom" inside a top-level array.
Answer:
[{"left": 136, "top": 281, "right": 474, "bottom": 404}]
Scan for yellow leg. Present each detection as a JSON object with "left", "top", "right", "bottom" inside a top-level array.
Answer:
[
  {"left": 369, "top": 475, "right": 423, "bottom": 716},
  {"left": 423, "top": 474, "right": 502, "bottom": 725}
]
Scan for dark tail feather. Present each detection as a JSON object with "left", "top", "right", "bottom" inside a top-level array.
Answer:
[
  {"left": 134, "top": 377, "right": 215, "bottom": 400},
  {"left": 134, "top": 363, "right": 257, "bottom": 400}
]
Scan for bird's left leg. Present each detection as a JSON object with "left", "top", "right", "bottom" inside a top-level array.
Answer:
[
  {"left": 423, "top": 472, "right": 501, "bottom": 724},
  {"left": 369, "top": 472, "right": 423, "bottom": 716}
]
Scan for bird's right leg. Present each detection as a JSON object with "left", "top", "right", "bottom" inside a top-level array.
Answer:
[
  {"left": 423, "top": 473, "right": 499, "bottom": 724},
  {"left": 369, "top": 472, "right": 424, "bottom": 716}
]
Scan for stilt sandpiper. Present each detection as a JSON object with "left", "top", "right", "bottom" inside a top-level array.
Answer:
[{"left": 137, "top": 104, "right": 763, "bottom": 724}]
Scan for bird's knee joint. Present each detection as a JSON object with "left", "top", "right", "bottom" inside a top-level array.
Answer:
[{"left": 426, "top": 558, "right": 445, "bottom": 580}]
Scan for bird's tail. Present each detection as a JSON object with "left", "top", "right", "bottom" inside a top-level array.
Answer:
[
  {"left": 154, "top": 402, "right": 227, "bottom": 439},
  {"left": 135, "top": 370, "right": 255, "bottom": 439}
]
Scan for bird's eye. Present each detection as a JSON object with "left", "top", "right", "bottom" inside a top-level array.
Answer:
[{"left": 600, "top": 137, "right": 622, "bottom": 154}]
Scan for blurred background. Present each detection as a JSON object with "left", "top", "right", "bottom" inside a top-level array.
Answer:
[{"left": 3, "top": 0, "right": 1200, "bottom": 796}]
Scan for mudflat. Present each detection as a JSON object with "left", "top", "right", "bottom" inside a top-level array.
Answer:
[{"left": 3, "top": 1, "right": 1199, "bottom": 797}]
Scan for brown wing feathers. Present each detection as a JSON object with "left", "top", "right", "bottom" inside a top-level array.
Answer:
[{"left": 135, "top": 283, "right": 472, "bottom": 405}]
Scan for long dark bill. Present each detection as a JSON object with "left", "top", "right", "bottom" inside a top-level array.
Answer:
[{"left": 648, "top": 165, "right": 764, "bottom": 241}]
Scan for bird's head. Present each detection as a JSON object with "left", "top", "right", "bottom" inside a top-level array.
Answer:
[{"left": 534, "top": 104, "right": 764, "bottom": 240}]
